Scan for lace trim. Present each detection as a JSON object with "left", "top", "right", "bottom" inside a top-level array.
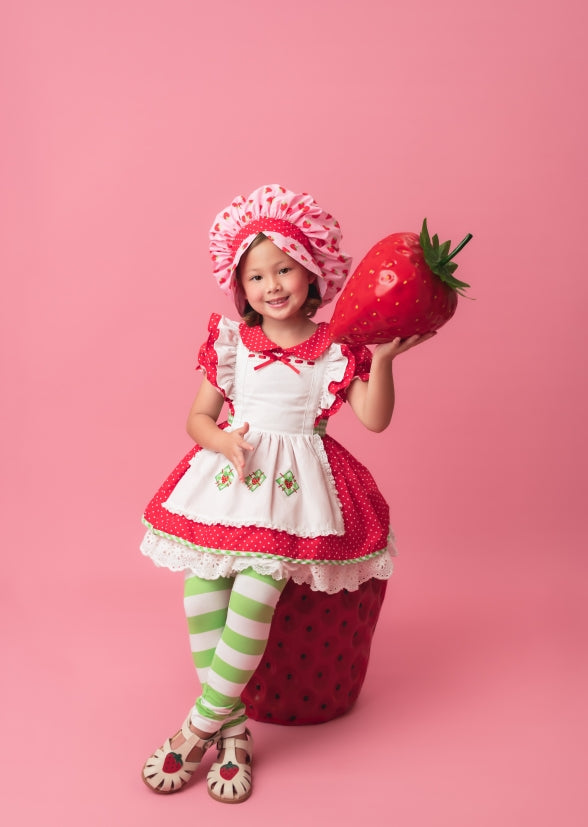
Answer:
[
  {"left": 312, "top": 430, "right": 344, "bottom": 527},
  {"left": 142, "top": 518, "right": 394, "bottom": 563},
  {"left": 140, "top": 529, "right": 395, "bottom": 595}
]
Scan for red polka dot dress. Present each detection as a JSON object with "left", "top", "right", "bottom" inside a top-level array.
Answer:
[{"left": 141, "top": 314, "right": 395, "bottom": 593}]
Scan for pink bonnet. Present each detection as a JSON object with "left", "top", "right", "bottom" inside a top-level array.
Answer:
[{"left": 209, "top": 184, "right": 352, "bottom": 314}]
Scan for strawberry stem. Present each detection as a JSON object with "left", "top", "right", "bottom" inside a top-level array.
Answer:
[{"left": 439, "top": 233, "right": 473, "bottom": 266}]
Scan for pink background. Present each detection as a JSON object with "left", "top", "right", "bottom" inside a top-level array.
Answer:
[{"left": 2, "top": 0, "right": 586, "bottom": 824}]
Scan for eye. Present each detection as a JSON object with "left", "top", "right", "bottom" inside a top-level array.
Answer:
[
  {"left": 278, "top": 267, "right": 291, "bottom": 275},
  {"left": 249, "top": 274, "right": 262, "bottom": 281}
]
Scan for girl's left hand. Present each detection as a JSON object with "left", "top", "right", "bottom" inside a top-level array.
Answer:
[
  {"left": 373, "top": 331, "right": 437, "bottom": 361},
  {"left": 347, "top": 330, "right": 436, "bottom": 431}
]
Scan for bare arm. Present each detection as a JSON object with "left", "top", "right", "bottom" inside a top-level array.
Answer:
[
  {"left": 346, "top": 333, "right": 435, "bottom": 432},
  {"left": 186, "top": 377, "right": 253, "bottom": 480}
]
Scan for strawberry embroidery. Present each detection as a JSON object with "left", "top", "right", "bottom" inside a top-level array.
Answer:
[
  {"left": 215, "top": 465, "right": 235, "bottom": 490},
  {"left": 162, "top": 752, "right": 183, "bottom": 773},
  {"left": 245, "top": 470, "right": 267, "bottom": 492},
  {"left": 219, "top": 761, "right": 239, "bottom": 780},
  {"left": 276, "top": 471, "right": 299, "bottom": 496}
]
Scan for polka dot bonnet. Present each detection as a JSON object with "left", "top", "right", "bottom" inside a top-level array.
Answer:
[{"left": 209, "top": 184, "right": 352, "bottom": 314}]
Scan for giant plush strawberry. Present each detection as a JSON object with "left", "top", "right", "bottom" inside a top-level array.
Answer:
[{"left": 328, "top": 219, "right": 472, "bottom": 346}]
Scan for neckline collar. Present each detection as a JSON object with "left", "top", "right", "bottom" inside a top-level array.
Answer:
[{"left": 239, "top": 321, "right": 332, "bottom": 359}]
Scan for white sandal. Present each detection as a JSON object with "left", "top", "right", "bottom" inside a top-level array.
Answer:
[
  {"left": 142, "top": 713, "right": 218, "bottom": 794},
  {"left": 207, "top": 729, "right": 253, "bottom": 803}
]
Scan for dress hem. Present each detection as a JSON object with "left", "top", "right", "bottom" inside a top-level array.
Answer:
[{"left": 140, "top": 522, "right": 396, "bottom": 594}]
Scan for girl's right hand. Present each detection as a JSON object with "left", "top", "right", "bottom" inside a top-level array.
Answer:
[
  {"left": 186, "top": 379, "right": 253, "bottom": 479},
  {"left": 222, "top": 423, "right": 254, "bottom": 481}
]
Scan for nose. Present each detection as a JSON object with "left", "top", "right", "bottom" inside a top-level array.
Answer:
[{"left": 266, "top": 275, "right": 281, "bottom": 293}]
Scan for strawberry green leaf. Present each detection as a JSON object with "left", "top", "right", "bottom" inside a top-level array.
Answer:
[
  {"left": 420, "top": 219, "right": 472, "bottom": 296},
  {"left": 439, "top": 240, "right": 451, "bottom": 259}
]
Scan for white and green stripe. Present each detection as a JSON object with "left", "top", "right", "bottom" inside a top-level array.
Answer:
[
  {"left": 184, "top": 575, "right": 233, "bottom": 680},
  {"left": 184, "top": 568, "right": 287, "bottom": 734}
]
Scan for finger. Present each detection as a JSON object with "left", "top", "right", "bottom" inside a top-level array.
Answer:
[
  {"left": 411, "top": 331, "right": 437, "bottom": 346},
  {"left": 235, "top": 423, "right": 254, "bottom": 449},
  {"left": 235, "top": 434, "right": 254, "bottom": 452},
  {"left": 236, "top": 448, "right": 251, "bottom": 481},
  {"left": 403, "top": 334, "right": 422, "bottom": 346},
  {"left": 232, "top": 451, "right": 245, "bottom": 478},
  {"left": 374, "top": 338, "right": 401, "bottom": 353},
  {"left": 397, "top": 333, "right": 430, "bottom": 350}
]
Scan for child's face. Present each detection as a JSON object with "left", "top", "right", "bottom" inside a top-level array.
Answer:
[{"left": 238, "top": 239, "right": 314, "bottom": 322}]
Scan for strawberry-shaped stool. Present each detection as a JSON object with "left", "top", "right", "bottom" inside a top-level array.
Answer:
[{"left": 241, "top": 578, "right": 387, "bottom": 725}]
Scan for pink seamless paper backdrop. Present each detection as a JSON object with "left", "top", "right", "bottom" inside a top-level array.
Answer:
[{"left": 1, "top": 0, "right": 586, "bottom": 825}]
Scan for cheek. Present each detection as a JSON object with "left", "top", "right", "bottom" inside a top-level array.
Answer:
[
  {"left": 300, "top": 272, "right": 314, "bottom": 291},
  {"left": 242, "top": 282, "right": 263, "bottom": 306},
  {"left": 236, "top": 280, "right": 249, "bottom": 304}
]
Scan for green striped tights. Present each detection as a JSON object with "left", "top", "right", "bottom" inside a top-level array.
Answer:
[{"left": 184, "top": 568, "right": 288, "bottom": 736}]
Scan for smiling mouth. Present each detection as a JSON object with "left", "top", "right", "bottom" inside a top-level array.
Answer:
[{"left": 266, "top": 297, "right": 289, "bottom": 306}]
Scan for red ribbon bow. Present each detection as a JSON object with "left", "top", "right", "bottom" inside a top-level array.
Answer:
[{"left": 254, "top": 349, "right": 301, "bottom": 374}]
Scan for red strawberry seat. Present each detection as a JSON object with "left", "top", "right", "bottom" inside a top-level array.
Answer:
[{"left": 241, "top": 578, "right": 387, "bottom": 725}]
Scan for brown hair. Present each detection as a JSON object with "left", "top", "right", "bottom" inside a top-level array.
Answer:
[{"left": 236, "top": 233, "right": 322, "bottom": 327}]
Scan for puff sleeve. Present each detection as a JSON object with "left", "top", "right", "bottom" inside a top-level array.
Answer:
[
  {"left": 316, "top": 342, "right": 373, "bottom": 422},
  {"left": 197, "top": 313, "right": 241, "bottom": 406}
]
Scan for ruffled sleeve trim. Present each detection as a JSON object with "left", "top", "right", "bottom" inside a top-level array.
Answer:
[
  {"left": 317, "top": 342, "right": 373, "bottom": 421},
  {"left": 349, "top": 343, "right": 372, "bottom": 384},
  {"left": 197, "top": 313, "right": 240, "bottom": 407}
]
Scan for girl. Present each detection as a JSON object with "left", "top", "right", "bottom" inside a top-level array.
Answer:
[{"left": 140, "top": 184, "right": 432, "bottom": 803}]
